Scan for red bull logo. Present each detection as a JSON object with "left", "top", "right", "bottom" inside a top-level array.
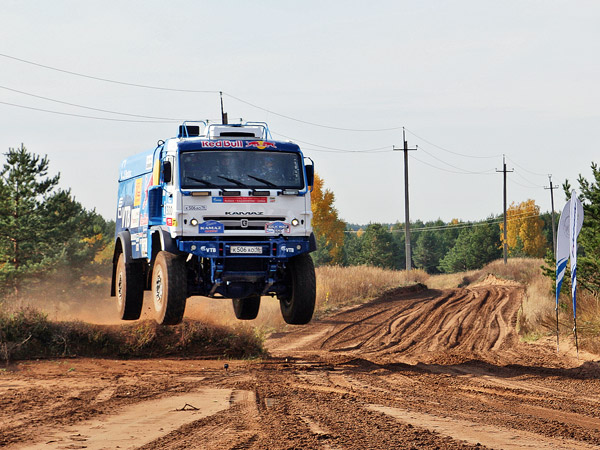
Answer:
[
  {"left": 246, "top": 140, "right": 277, "bottom": 150},
  {"left": 201, "top": 140, "right": 243, "bottom": 148}
]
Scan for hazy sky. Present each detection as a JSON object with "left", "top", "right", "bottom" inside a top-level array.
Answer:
[{"left": 1, "top": 1, "right": 599, "bottom": 225}]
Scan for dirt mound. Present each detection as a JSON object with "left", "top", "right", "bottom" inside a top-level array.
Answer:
[
  {"left": 471, "top": 273, "right": 522, "bottom": 287},
  {"left": 267, "top": 283, "right": 580, "bottom": 368}
]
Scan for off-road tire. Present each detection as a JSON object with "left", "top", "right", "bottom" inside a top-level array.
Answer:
[
  {"left": 279, "top": 253, "right": 316, "bottom": 325},
  {"left": 152, "top": 251, "right": 187, "bottom": 325},
  {"left": 232, "top": 295, "right": 261, "bottom": 320},
  {"left": 116, "top": 253, "right": 144, "bottom": 320}
]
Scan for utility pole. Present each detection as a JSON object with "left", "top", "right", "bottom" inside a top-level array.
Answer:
[
  {"left": 545, "top": 175, "right": 558, "bottom": 256},
  {"left": 394, "top": 128, "right": 417, "bottom": 271},
  {"left": 496, "top": 155, "right": 514, "bottom": 264}
]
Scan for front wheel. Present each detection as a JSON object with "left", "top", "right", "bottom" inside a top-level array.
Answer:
[
  {"left": 232, "top": 295, "right": 261, "bottom": 320},
  {"left": 116, "top": 253, "right": 144, "bottom": 320},
  {"left": 152, "top": 251, "right": 187, "bottom": 325},
  {"left": 279, "top": 254, "right": 316, "bottom": 325}
]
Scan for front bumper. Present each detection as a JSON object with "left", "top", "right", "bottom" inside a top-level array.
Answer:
[{"left": 177, "top": 236, "right": 312, "bottom": 259}]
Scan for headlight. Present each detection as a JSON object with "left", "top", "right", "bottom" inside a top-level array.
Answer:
[
  {"left": 291, "top": 218, "right": 300, "bottom": 227},
  {"left": 190, "top": 218, "right": 199, "bottom": 226}
]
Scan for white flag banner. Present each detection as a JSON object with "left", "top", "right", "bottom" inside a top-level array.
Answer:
[
  {"left": 555, "top": 199, "right": 571, "bottom": 306},
  {"left": 569, "top": 193, "right": 584, "bottom": 318},
  {"left": 555, "top": 191, "right": 584, "bottom": 355}
]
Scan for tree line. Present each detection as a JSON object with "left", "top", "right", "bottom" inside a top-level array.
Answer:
[
  {"left": 312, "top": 173, "right": 556, "bottom": 273},
  {"left": 0, "top": 144, "right": 113, "bottom": 300}
]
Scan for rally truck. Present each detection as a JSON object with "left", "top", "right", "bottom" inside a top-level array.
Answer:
[{"left": 110, "top": 121, "right": 317, "bottom": 325}]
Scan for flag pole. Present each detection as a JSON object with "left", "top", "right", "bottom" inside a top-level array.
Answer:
[
  {"left": 569, "top": 191, "right": 583, "bottom": 360},
  {"left": 555, "top": 303, "right": 560, "bottom": 353},
  {"left": 573, "top": 319, "right": 579, "bottom": 359}
]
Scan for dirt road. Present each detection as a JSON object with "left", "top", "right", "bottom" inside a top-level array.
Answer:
[{"left": 2, "top": 280, "right": 600, "bottom": 449}]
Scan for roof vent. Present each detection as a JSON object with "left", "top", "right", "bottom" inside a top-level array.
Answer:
[
  {"left": 219, "top": 131, "right": 259, "bottom": 137},
  {"left": 208, "top": 125, "right": 264, "bottom": 139}
]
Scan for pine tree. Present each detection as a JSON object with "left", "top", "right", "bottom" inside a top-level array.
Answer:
[
  {"left": 0, "top": 145, "right": 114, "bottom": 299},
  {"left": 438, "top": 221, "right": 501, "bottom": 273},
  {"left": 413, "top": 229, "right": 443, "bottom": 274},
  {"left": 354, "top": 223, "right": 400, "bottom": 269},
  {"left": 568, "top": 164, "right": 600, "bottom": 294},
  {"left": 0, "top": 144, "right": 60, "bottom": 296}
]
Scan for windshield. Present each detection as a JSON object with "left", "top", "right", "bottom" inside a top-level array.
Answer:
[{"left": 180, "top": 150, "right": 304, "bottom": 189}]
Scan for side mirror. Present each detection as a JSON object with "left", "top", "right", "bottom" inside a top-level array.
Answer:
[
  {"left": 305, "top": 164, "right": 314, "bottom": 188},
  {"left": 163, "top": 161, "right": 172, "bottom": 183}
]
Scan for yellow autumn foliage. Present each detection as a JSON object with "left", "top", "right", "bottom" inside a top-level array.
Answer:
[
  {"left": 311, "top": 173, "right": 346, "bottom": 265},
  {"left": 499, "top": 199, "right": 546, "bottom": 257}
]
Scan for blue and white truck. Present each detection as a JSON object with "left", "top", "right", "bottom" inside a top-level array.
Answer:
[{"left": 110, "top": 121, "right": 317, "bottom": 325}]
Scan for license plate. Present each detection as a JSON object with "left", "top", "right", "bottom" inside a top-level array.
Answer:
[{"left": 230, "top": 245, "right": 263, "bottom": 254}]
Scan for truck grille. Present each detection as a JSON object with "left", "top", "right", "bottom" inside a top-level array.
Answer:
[{"left": 203, "top": 216, "right": 286, "bottom": 231}]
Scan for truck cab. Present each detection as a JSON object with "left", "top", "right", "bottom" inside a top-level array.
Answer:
[{"left": 111, "top": 121, "right": 316, "bottom": 325}]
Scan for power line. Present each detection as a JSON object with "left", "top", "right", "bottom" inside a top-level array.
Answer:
[
  {"left": 271, "top": 130, "right": 392, "bottom": 153},
  {"left": 505, "top": 155, "right": 549, "bottom": 177},
  {"left": 411, "top": 154, "right": 494, "bottom": 175},
  {"left": 404, "top": 127, "right": 501, "bottom": 159},
  {"left": 0, "top": 52, "right": 404, "bottom": 132},
  {"left": 0, "top": 100, "right": 175, "bottom": 123},
  {"left": 0, "top": 53, "right": 563, "bottom": 185},
  {"left": 511, "top": 170, "right": 544, "bottom": 189},
  {"left": 0, "top": 84, "right": 183, "bottom": 121},
  {"left": 509, "top": 178, "right": 542, "bottom": 190},
  {"left": 0, "top": 52, "right": 220, "bottom": 94},
  {"left": 302, "top": 146, "right": 391, "bottom": 154},
  {"left": 344, "top": 212, "right": 544, "bottom": 233},
  {"left": 224, "top": 93, "right": 404, "bottom": 132},
  {"left": 416, "top": 145, "right": 496, "bottom": 175}
]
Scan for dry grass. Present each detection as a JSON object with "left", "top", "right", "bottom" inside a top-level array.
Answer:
[
  {"left": 426, "top": 258, "right": 544, "bottom": 290},
  {"left": 575, "top": 290, "right": 600, "bottom": 353},
  {"left": 425, "top": 270, "right": 482, "bottom": 290},
  {"left": 314, "top": 265, "right": 428, "bottom": 317},
  {"left": 483, "top": 258, "right": 543, "bottom": 284},
  {"left": 185, "top": 266, "right": 429, "bottom": 330},
  {"left": 426, "top": 257, "right": 600, "bottom": 354},
  {"left": 0, "top": 307, "right": 265, "bottom": 363}
]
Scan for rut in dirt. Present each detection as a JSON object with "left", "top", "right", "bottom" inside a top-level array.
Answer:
[{"left": 267, "top": 281, "right": 558, "bottom": 367}]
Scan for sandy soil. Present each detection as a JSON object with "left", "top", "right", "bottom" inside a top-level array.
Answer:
[{"left": 2, "top": 279, "right": 600, "bottom": 449}]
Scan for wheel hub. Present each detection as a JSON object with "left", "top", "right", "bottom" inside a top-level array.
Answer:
[
  {"left": 117, "top": 272, "right": 124, "bottom": 305},
  {"left": 154, "top": 268, "right": 164, "bottom": 311}
]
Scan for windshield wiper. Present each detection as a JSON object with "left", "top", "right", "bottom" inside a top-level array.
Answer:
[
  {"left": 186, "top": 176, "right": 218, "bottom": 187},
  {"left": 217, "top": 175, "right": 249, "bottom": 188},
  {"left": 247, "top": 174, "right": 277, "bottom": 188}
]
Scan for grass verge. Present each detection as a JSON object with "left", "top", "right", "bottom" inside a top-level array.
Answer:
[
  {"left": 0, "top": 308, "right": 265, "bottom": 363},
  {"left": 314, "top": 265, "right": 429, "bottom": 318}
]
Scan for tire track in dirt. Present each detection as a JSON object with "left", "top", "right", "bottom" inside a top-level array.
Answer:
[
  {"left": 265, "top": 281, "right": 600, "bottom": 449},
  {"left": 269, "top": 284, "right": 524, "bottom": 365},
  {"left": 4, "top": 281, "right": 600, "bottom": 449}
]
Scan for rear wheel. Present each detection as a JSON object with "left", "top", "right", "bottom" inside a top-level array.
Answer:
[
  {"left": 152, "top": 251, "right": 187, "bottom": 325},
  {"left": 116, "top": 253, "right": 144, "bottom": 320},
  {"left": 279, "top": 253, "right": 316, "bottom": 325},
  {"left": 232, "top": 295, "right": 261, "bottom": 320}
]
